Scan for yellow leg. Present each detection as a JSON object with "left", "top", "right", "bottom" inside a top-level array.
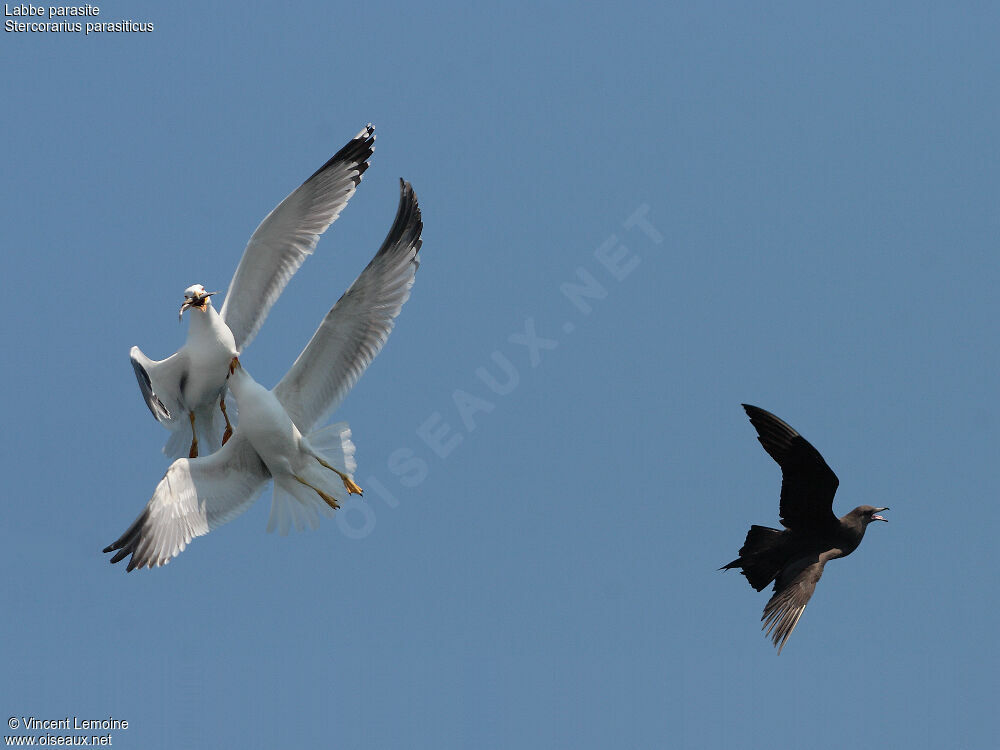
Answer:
[
  {"left": 220, "top": 396, "right": 234, "bottom": 445},
  {"left": 315, "top": 457, "right": 363, "bottom": 495},
  {"left": 188, "top": 411, "right": 199, "bottom": 459},
  {"left": 293, "top": 475, "right": 341, "bottom": 510}
]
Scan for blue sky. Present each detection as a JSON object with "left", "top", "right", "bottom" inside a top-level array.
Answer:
[{"left": 2, "top": 1, "right": 998, "bottom": 748}]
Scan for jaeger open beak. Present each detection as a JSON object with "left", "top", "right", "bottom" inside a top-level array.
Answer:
[{"left": 872, "top": 507, "right": 889, "bottom": 522}]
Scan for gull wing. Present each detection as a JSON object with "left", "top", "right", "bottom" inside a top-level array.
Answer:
[
  {"left": 761, "top": 555, "right": 826, "bottom": 654},
  {"left": 742, "top": 404, "right": 840, "bottom": 531},
  {"left": 103, "top": 435, "right": 269, "bottom": 571},
  {"left": 220, "top": 124, "right": 376, "bottom": 351},
  {"left": 129, "top": 345, "right": 188, "bottom": 424},
  {"left": 273, "top": 179, "right": 422, "bottom": 434}
]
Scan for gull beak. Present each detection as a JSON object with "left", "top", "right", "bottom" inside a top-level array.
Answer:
[
  {"left": 872, "top": 507, "right": 889, "bottom": 522},
  {"left": 178, "top": 291, "right": 220, "bottom": 320}
]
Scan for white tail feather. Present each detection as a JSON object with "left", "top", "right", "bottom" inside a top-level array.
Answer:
[
  {"left": 161, "top": 400, "right": 232, "bottom": 460},
  {"left": 163, "top": 427, "right": 189, "bottom": 460},
  {"left": 306, "top": 421, "right": 357, "bottom": 475},
  {"left": 265, "top": 422, "right": 357, "bottom": 535},
  {"left": 269, "top": 478, "right": 327, "bottom": 535}
]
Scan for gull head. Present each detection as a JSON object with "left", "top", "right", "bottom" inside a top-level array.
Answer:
[{"left": 179, "top": 284, "right": 219, "bottom": 320}]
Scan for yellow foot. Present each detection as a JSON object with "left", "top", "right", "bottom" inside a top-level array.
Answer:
[
  {"left": 339, "top": 475, "right": 364, "bottom": 496},
  {"left": 294, "top": 475, "right": 340, "bottom": 511},
  {"left": 220, "top": 396, "right": 234, "bottom": 445},
  {"left": 188, "top": 412, "right": 199, "bottom": 458},
  {"left": 315, "top": 457, "right": 363, "bottom": 496}
]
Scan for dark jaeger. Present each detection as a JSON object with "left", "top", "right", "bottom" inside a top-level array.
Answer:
[{"left": 722, "top": 404, "right": 888, "bottom": 653}]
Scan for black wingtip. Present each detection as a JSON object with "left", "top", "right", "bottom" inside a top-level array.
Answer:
[
  {"left": 306, "top": 123, "right": 376, "bottom": 184},
  {"left": 375, "top": 178, "right": 423, "bottom": 261},
  {"left": 103, "top": 508, "right": 149, "bottom": 571}
]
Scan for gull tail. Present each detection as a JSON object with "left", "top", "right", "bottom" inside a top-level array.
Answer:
[
  {"left": 163, "top": 426, "right": 190, "bottom": 460},
  {"left": 306, "top": 420, "right": 358, "bottom": 473},
  {"left": 267, "top": 422, "right": 357, "bottom": 536},
  {"left": 720, "top": 525, "right": 786, "bottom": 592},
  {"left": 162, "top": 402, "right": 231, "bottom": 460}
]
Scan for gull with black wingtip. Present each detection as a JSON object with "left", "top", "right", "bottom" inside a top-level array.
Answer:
[
  {"left": 105, "top": 180, "right": 422, "bottom": 571},
  {"left": 130, "top": 124, "right": 376, "bottom": 459}
]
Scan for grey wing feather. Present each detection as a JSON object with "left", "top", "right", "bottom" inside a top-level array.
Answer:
[
  {"left": 130, "top": 350, "right": 171, "bottom": 421},
  {"left": 761, "top": 556, "right": 826, "bottom": 653},
  {"left": 103, "top": 436, "right": 269, "bottom": 571},
  {"left": 273, "top": 179, "right": 423, "bottom": 434},
  {"left": 220, "top": 124, "right": 376, "bottom": 351},
  {"left": 130, "top": 346, "right": 188, "bottom": 425}
]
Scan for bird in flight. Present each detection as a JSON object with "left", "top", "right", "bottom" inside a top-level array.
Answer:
[
  {"left": 104, "top": 179, "right": 421, "bottom": 571},
  {"left": 130, "top": 124, "right": 376, "bottom": 460},
  {"left": 721, "top": 404, "right": 888, "bottom": 653}
]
